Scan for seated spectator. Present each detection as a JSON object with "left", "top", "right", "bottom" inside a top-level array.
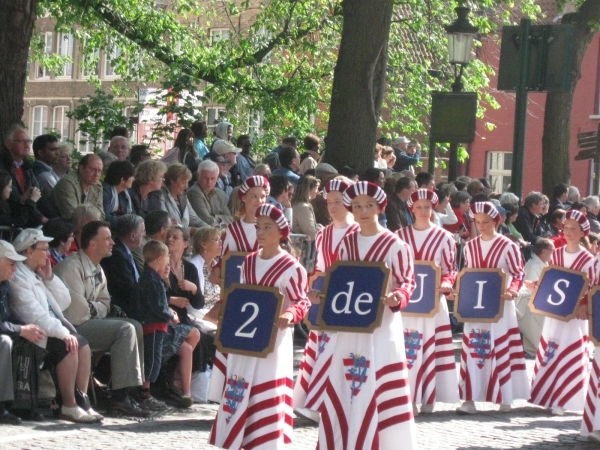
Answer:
[
  {"left": 130, "top": 144, "right": 152, "bottom": 167},
  {"left": 514, "top": 191, "right": 545, "bottom": 260},
  {"left": 109, "top": 126, "right": 129, "bottom": 140},
  {"left": 570, "top": 201, "right": 587, "bottom": 214},
  {"left": 299, "top": 134, "right": 321, "bottom": 175},
  {"left": 548, "top": 183, "right": 569, "bottom": 218},
  {"left": 362, "top": 167, "right": 386, "bottom": 189},
  {"left": 135, "top": 241, "right": 176, "bottom": 411},
  {"left": 271, "top": 135, "right": 298, "bottom": 155},
  {"left": 380, "top": 146, "right": 396, "bottom": 170},
  {"left": 467, "top": 179, "right": 486, "bottom": 198},
  {"left": 132, "top": 210, "right": 171, "bottom": 272},
  {"left": 443, "top": 190, "right": 471, "bottom": 239},
  {"left": 339, "top": 165, "right": 359, "bottom": 182},
  {"left": 588, "top": 232, "right": 600, "bottom": 255},
  {"left": 502, "top": 203, "right": 529, "bottom": 248},
  {"left": 162, "top": 129, "right": 198, "bottom": 177},
  {"left": 71, "top": 204, "right": 103, "bottom": 251},
  {"left": 211, "top": 139, "right": 241, "bottom": 188},
  {"left": 236, "top": 135, "right": 256, "bottom": 182},
  {"left": 583, "top": 196, "right": 600, "bottom": 233},
  {"left": 415, "top": 172, "right": 436, "bottom": 190},
  {"left": 538, "top": 195, "right": 553, "bottom": 238},
  {"left": 499, "top": 192, "right": 520, "bottom": 206},
  {"left": 189, "top": 227, "right": 222, "bottom": 325},
  {"left": 454, "top": 180, "right": 467, "bottom": 192},
  {"left": 31, "top": 134, "right": 61, "bottom": 197},
  {"left": 0, "top": 170, "right": 44, "bottom": 229},
  {"left": 187, "top": 160, "right": 233, "bottom": 227},
  {"left": 54, "top": 221, "right": 148, "bottom": 417},
  {"left": 433, "top": 188, "right": 458, "bottom": 227},
  {"left": 129, "top": 160, "right": 167, "bottom": 219},
  {"left": 227, "top": 186, "right": 243, "bottom": 218},
  {"left": 272, "top": 146, "right": 301, "bottom": 186},
  {"left": 207, "top": 152, "right": 234, "bottom": 201},
  {"left": 161, "top": 163, "right": 206, "bottom": 232},
  {"left": 101, "top": 215, "right": 145, "bottom": 319},
  {"left": 54, "top": 143, "right": 73, "bottom": 179},
  {"left": 51, "top": 154, "right": 104, "bottom": 220},
  {"left": 102, "top": 160, "right": 135, "bottom": 229},
  {"left": 267, "top": 175, "right": 293, "bottom": 224},
  {"left": 253, "top": 163, "right": 271, "bottom": 178},
  {"left": 392, "top": 137, "right": 420, "bottom": 173},
  {"left": 0, "top": 241, "right": 43, "bottom": 425},
  {"left": 42, "top": 218, "right": 75, "bottom": 267},
  {"left": 191, "top": 121, "right": 209, "bottom": 161},
  {"left": 386, "top": 176, "right": 417, "bottom": 232},
  {"left": 567, "top": 185, "right": 581, "bottom": 206},
  {"left": 292, "top": 175, "right": 321, "bottom": 241},
  {"left": 105, "top": 136, "right": 131, "bottom": 162},
  {"left": 9, "top": 229, "right": 102, "bottom": 423}
]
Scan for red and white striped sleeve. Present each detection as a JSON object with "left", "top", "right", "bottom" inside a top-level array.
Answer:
[
  {"left": 314, "top": 228, "right": 326, "bottom": 274},
  {"left": 505, "top": 240, "right": 525, "bottom": 292},
  {"left": 440, "top": 233, "right": 457, "bottom": 287},
  {"left": 390, "top": 240, "right": 416, "bottom": 310},
  {"left": 215, "top": 226, "right": 233, "bottom": 270},
  {"left": 282, "top": 263, "right": 310, "bottom": 323}
]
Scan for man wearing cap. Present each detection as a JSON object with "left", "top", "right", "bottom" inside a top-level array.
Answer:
[
  {"left": 0, "top": 240, "right": 45, "bottom": 425},
  {"left": 51, "top": 154, "right": 105, "bottom": 220},
  {"left": 9, "top": 229, "right": 102, "bottom": 423},
  {"left": 212, "top": 139, "right": 241, "bottom": 188},
  {"left": 392, "top": 137, "right": 421, "bottom": 173},
  {"left": 54, "top": 221, "right": 148, "bottom": 417},
  {"left": 187, "top": 159, "right": 233, "bottom": 227}
]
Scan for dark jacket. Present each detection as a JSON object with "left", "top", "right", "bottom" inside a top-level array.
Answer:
[
  {"left": 136, "top": 266, "right": 173, "bottom": 325},
  {"left": 385, "top": 193, "right": 412, "bottom": 232},
  {"left": 0, "top": 280, "right": 21, "bottom": 338},
  {"left": 167, "top": 259, "right": 204, "bottom": 326},
  {"left": 102, "top": 183, "right": 133, "bottom": 229},
  {"left": 101, "top": 238, "right": 139, "bottom": 318},
  {"left": 514, "top": 205, "right": 541, "bottom": 260},
  {"left": 129, "top": 183, "right": 165, "bottom": 219},
  {"left": 393, "top": 148, "right": 421, "bottom": 172}
]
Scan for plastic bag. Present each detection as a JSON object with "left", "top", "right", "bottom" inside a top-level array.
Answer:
[
  {"left": 11, "top": 337, "right": 46, "bottom": 410},
  {"left": 190, "top": 368, "right": 212, "bottom": 403}
]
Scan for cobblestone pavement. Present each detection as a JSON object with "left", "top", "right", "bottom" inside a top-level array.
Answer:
[{"left": 2, "top": 340, "right": 600, "bottom": 450}]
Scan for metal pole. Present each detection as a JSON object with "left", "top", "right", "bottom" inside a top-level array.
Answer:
[
  {"left": 448, "top": 142, "right": 459, "bottom": 181},
  {"left": 428, "top": 139, "right": 436, "bottom": 175},
  {"left": 510, "top": 18, "right": 531, "bottom": 198}
]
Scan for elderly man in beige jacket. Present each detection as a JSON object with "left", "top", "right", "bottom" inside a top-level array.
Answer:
[{"left": 187, "top": 159, "right": 233, "bottom": 227}]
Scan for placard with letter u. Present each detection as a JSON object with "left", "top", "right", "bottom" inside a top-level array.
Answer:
[
  {"left": 402, "top": 261, "right": 441, "bottom": 317},
  {"left": 304, "top": 272, "right": 326, "bottom": 330},
  {"left": 317, "top": 261, "right": 390, "bottom": 333},
  {"left": 454, "top": 268, "right": 506, "bottom": 323},
  {"left": 588, "top": 286, "right": 600, "bottom": 346},
  {"left": 529, "top": 265, "right": 589, "bottom": 322},
  {"left": 220, "top": 251, "right": 249, "bottom": 291},
  {"left": 215, "top": 284, "right": 283, "bottom": 358}
]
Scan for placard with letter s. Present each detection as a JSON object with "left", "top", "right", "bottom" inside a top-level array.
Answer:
[
  {"left": 454, "top": 268, "right": 506, "bottom": 323},
  {"left": 317, "top": 261, "right": 390, "bottom": 333},
  {"left": 588, "top": 286, "right": 600, "bottom": 346},
  {"left": 402, "top": 261, "right": 441, "bottom": 317},
  {"left": 220, "top": 252, "right": 249, "bottom": 291},
  {"left": 215, "top": 284, "right": 283, "bottom": 358},
  {"left": 304, "top": 272, "right": 326, "bottom": 330},
  {"left": 529, "top": 265, "right": 589, "bottom": 322}
]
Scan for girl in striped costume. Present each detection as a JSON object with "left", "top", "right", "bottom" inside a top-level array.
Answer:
[
  {"left": 210, "top": 204, "right": 310, "bottom": 449},
  {"left": 208, "top": 176, "right": 269, "bottom": 404},
  {"left": 293, "top": 178, "right": 359, "bottom": 423},
  {"left": 397, "top": 189, "right": 459, "bottom": 415},
  {"left": 457, "top": 202, "right": 528, "bottom": 414},
  {"left": 317, "top": 181, "right": 417, "bottom": 450},
  {"left": 529, "top": 210, "right": 598, "bottom": 418}
]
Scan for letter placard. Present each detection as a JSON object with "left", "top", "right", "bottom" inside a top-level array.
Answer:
[
  {"left": 588, "top": 286, "right": 600, "bottom": 346},
  {"left": 220, "top": 252, "right": 249, "bottom": 291},
  {"left": 454, "top": 268, "right": 506, "bottom": 323},
  {"left": 402, "top": 262, "right": 441, "bottom": 318},
  {"left": 304, "top": 272, "right": 326, "bottom": 330},
  {"left": 216, "top": 284, "right": 283, "bottom": 358},
  {"left": 317, "top": 261, "right": 390, "bottom": 333},
  {"left": 529, "top": 265, "right": 589, "bottom": 322}
]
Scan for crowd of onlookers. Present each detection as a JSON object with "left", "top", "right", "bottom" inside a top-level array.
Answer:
[{"left": 0, "top": 118, "right": 594, "bottom": 426}]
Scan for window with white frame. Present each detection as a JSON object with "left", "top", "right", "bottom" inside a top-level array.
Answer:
[
  {"left": 81, "top": 47, "right": 100, "bottom": 78},
  {"left": 53, "top": 106, "right": 70, "bottom": 141},
  {"left": 104, "top": 47, "right": 122, "bottom": 78},
  {"left": 210, "top": 29, "right": 230, "bottom": 45},
  {"left": 76, "top": 128, "right": 101, "bottom": 154},
  {"left": 36, "top": 32, "right": 53, "bottom": 79},
  {"left": 57, "top": 33, "right": 74, "bottom": 78},
  {"left": 122, "top": 107, "right": 138, "bottom": 144},
  {"left": 487, "top": 151, "right": 512, "bottom": 193},
  {"left": 31, "top": 106, "right": 48, "bottom": 139},
  {"left": 206, "top": 107, "right": 225, "bottom": 133},
  {"left": 248, "top": 111, "right": 262, "bottom": 137}
]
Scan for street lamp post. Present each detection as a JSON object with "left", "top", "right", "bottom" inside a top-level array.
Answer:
[{"left": 443, "top": 6, "right": 478, "bottom": 182}]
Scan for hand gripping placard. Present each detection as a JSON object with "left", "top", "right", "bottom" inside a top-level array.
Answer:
[{"left": 402, "top": 261, "right": 441, "bottom": 318}]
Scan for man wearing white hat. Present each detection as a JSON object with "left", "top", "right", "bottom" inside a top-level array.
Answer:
[
  {"left": 392, "top": 136, "right": 421, "bottom": 173},
  {"left": 9, "top": 229, "right": 102, "bottom": 423},
  {"left": 212, "top": 140, "right": 242, "bottom": 195},
  {"left": 0, "top": 240, "right": 41, "bottom": 425}
]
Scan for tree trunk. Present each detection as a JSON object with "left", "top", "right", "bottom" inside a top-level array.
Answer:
[
  {"left": 542, "top": 0, "right": 600, "bottom": 196},
  {"left": 0, "top": 0, "right": 38, "bottom": 144},
  {"left": 323, "top": 0, "right": 394, "bottom": 173}
]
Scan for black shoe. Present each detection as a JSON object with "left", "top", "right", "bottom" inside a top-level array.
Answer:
[
  {"left": 108, "top": 396, "right": 152, "bottom": 417},
  {"left": 12, "top": 409, "right": 45, "bottom": 421},
  {"left": 0, "top": 408, "right": 22, "bottom": 425}
]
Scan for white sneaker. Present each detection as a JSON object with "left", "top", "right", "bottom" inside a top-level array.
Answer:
[
  {"left": 456, "top": 401, "right": 477, "bottom": 415},
  {"left": 498, "top": 404, "right": 512, "bottom": 412},
  {"left": 294, "top": 408, "right": 320, "bottom": 423},
  {"left": 412, "top": 403, "right": 419, "bottom": 417},
  {"left": 420, "top": 404, "right": 434, "bottom": 414},
  {"left": 588, "top": 431, "right": 600, "bottom": 443},
  {"left": 552, "top": 406, "right": 565, "bottom": 416}
]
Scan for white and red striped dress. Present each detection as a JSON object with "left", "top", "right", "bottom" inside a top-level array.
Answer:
[
  {"left": 294, "top": 222, "right": 359, "bottom": 413},
  {"left": 209, "top": 251, "right": 309, "bottom": 449},
  {"left": 458, "top": 234, "right": 529, "bottom": 404},
  {"left": 317, "top": 229, "right": 417, "bottom": 450},
  {"left": 529, "top": 246, "right": 597, "bottom": 412},
  {"left": 209, "top": 219, "right": 260, "bottom": 404},
  {"left": 397, "top": 224, "right": 459, "bottom": 406}
]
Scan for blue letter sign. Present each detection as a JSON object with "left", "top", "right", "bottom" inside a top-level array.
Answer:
[
  {"left": 215, "top": 284, "right": 283, "bottom": 358},
  {"left": 317, "top": 261, "right": 390, "bottom": 333},
  {"left": 221, "top": 252, "right": 249, "bottom": 291},
  {"left": 304, "top": 272, "right": 326, "bottom": 330},
  {"left": 454, "top": 268, "right": 506, "bottom": 323},
  {"left": 589, "top": 286, "right": 600, "bottom": 346},
  {"left": 402, "top": 262, "right": 441, "bottom": 317},
  {"left": 529, "top": 265, "right": 589, "bottom": 322}
]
